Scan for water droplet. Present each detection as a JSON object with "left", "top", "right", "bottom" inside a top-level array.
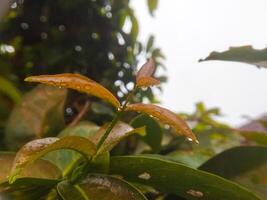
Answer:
[
  {"left": 84, "top": 85, "right": 91, "bottom": 90},
  {"left": 21, "top": 22, "right": 29, "bottom": 30},
  {"left": 138, "top": 172, "right": 151, "bottom": 180},
  {"left": 186, "top": 189, "right": 203, "bottom": 198},
  {"left": 187, "top": 137, "right": 193, "bottom": 142}
]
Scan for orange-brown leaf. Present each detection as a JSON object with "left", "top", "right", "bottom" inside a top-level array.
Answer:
[
  {"left": 136, "top": 59, "right": 160, "bottom": 87},
  {"left": 126, "top": 103, "right": 198, "bottom": 143},
  {"left": 137, "top": 77, "right": 160, "bottom": 87},
  {"left": 25, "top": 73, "right": 120, "bottom": 108}
]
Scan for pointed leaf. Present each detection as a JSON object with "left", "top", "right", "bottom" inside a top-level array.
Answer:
[
  {"left": 0, "top": 152, "right": 60, "bottom": 185},
  {"left": 200, "top": 146, "right": 267, "bottom": 200},
  {"left": 110, "top": 155, "right": 260, "bottom": 200},
  {"left": 44, "top": 121, "right": 99, "bottom": 172},
  {"left": 89, "top": 121, "right": 145, "bottom": 154},
  {"left": 5, "top": 84, "right": 67, "bottom": 150},
  {"left": 9, "top": 136, "right": 96, "bottom": 183},
  {"left": 147, "top": 0, "right": 158, "bottom": 16},
  {"left": 136, "top": 59, "right": 160, "bottom": 87},
  {"left": 126, "top": 103, "right": 198, "bottom": 143},
  {"left": 200, "top": 45, "right": 267, "bottom": 68},
  {"left": 25, "top": 73, "right": 120, "bottom": 108},
  {"left": 57, "top": 174, "right": 147, "bottom": 200},
  {"left": 131, "top": 114, "right": 162, "bottom": 153}
]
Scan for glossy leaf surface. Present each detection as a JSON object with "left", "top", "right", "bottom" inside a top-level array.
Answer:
[
  {"left": 57, "top": 174, "right": 147, "bottom": 200},
  {"left": 136, "top": 59, "right": 160, "bottom": 87},
  {"left": 25, "top": 73, "right": 120, "bottom": 108},
  {"left": 200, "top": 45, "right": 267, "bottom": 68},
  {"left": 44, "top": 121, "right": 99, "bottom": 172},
  {"left": 9, "top": 136, "right": 96, "bottom": 183},
  {"left": 110, "top": 155, "right": 260, "bottom": 200},
  {"left": 131, "top": 114, "right": 162, "bottom": 153},
  {"left": 5, "top": 84, "right": 67, "bottom": 150},
  {"left": 89, "top": 121, "right": 145, "bottom": 154},
  {"left": 126, "top": 103, "right": 198, "bottom": 143},
  {"left": 200, "top": 146, "right": 267, "bottom": 199},
  {"left": 0, "top": 152, "right": 60, "bottom": 185}
]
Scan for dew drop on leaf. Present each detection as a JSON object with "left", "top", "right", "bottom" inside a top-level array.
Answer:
[
  {"left": 138, "top": 172, "right": 151, "bottom": 180},
  {"left": 186, "top": 189, "right": 204, "bottom": 198}
]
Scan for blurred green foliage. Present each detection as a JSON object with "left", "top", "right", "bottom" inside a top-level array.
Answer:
[{"left": 0, "top": 0, "right": 165, "bottom": 142}]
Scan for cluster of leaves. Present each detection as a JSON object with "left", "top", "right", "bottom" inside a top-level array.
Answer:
[
  {"left": 1, "top": 59, "right": 267, "bottom": 200},
  {"left": 0, "top": 0, "right": 166, "bottom": 140}
]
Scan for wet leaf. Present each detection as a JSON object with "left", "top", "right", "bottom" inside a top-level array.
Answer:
[
  {"left": 126, "top": 103, "right": 198, "bottom": 143},
  {"left": 44, "top": 121, "right": 99, "bottom": 172},
  {"left": 57, "top": 174, "right": 147, "bottom": 200},
  {"left": 25, "top": 73, "right": 120, "bottom": 108},
  {"left": 136, "top": 59, "right": 160, "bottom": 87},
  {"left": 200, "top": 45, "right": 267, "bottom": 69},
  {"left": 9, "top": 136, "right": 96, "bottom": 183},
  {"left": 5, "top": 84, "right": 67, "bottom": 150},
  {"left": 131, "top": 114, "right": 162, "bottom": 153},
  {"left": 200, "top": 146, "right": 267, "bottom": 200},
  {"left": 0, "top": 76, "right": 21, "bottom": 103},
  {"left": 0, "top": 152, "right": 60, "bottom": 185},
  {"left": 89, "top": 121, "right": 145, "bottom": 154},
  {"left": 110, "top": 155, "right": 260, "bottom": 200}
]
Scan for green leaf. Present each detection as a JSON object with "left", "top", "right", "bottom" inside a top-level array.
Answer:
[
  {"left": 167, "top": 149, "right": 213, "bottom": 169},
  {"left": 0, "top": 152, "right": 60, "bottom": 200},
  {"left": 9, "top": 136, "right": 96, "bottom": 183},
  {"left": 0, "top": 76, "right": 21, "bottom": 103},
  {"left": 131, "top": 114, "right": 162, "bottom": 153},
  {"left": 200, "top": 146, "right": 267, "bottom": 200},
  {"left": 110, "top": 155, "right": 260, "bottom": 200},
  {"left": 89, "top": 121, "right": 145, "bottom": 154},
  {"left": 240, "top": 131, "right": 267, "bottom": 146},
  {"left": 128, "top": 9, "right": 139, "bottom": 43},
  {"left": 0, "top": 152, "right": 60, "bottom": 185},
  {"left": 147, "top": 0, "right": 158, "bottom": 16},
  {"left": 57, "top": 174, "right": 147, "bottom": 200},
  {"left": 44, "top": 121, "right": 99, "bottom": 172},
  {"left": 146, "top": 35, "right": 154, "bottom": 52},
  {"left": 200, "top": 45, "right": 267, "bottom": 69},
  {"left": 5, "top": 84, "right": 67, "bottom": 150}
]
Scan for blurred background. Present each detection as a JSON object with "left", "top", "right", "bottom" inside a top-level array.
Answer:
[{"left": 132, "top": 0, "right": 267, "bottom": 126}]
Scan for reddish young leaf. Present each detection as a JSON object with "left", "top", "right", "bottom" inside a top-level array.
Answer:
[
  {"left": 126, "top": 103, "right": 198, "bottom": 143},
  {"left": 25, "top": 73, "right": 120, "bottom": 108},
  {"left": 136, "top": 59, "right": 160, "bottom": 87}
]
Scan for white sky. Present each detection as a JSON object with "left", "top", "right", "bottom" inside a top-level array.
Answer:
[{"left": 132, "top": 0, "right": 267, "bottom": 126}]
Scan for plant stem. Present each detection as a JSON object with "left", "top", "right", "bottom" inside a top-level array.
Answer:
[{"left": 96, "top": 86, "right": 137, "bottom": 152}]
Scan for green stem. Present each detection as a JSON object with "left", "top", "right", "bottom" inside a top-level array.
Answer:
[
  {"left": 68, "top": 86, "right": 137, "bottom": 183},
  {"left": 96, "top": 86, "right": 137, "bottom": 152}
]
